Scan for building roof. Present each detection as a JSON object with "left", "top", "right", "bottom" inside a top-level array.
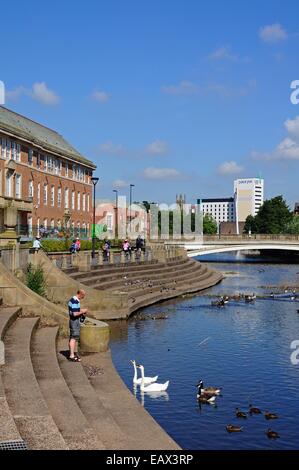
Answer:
[
  {"left": 0, "top": 106, "right": 96, "bottom": 169},
  {"left": 198, "top": 197, "right": 234, "bottom": 203}
]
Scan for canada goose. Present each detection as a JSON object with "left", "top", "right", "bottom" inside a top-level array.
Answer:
[
  {"left": 236, "top": 408, "right": 247, "bottom": 419},
  {"left": 226, "top": 425, "right": 243, "bottom": 433},
  {"left": 197, "top": 394, "right": 216, "bottom": 404},
  {"left": 265, "top": 412, "right": 278, "bottom": 420},
  {"left": 197, "top": 381, "right": 221, "bottom": 396},
  {"left": 266, "top": 429, "right": 280, "bottom": 439},
  {"left": 249, "top": 404, "right": 262, "bottom": 414}
]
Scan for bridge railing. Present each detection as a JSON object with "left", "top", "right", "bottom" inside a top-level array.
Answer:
[{"left": 203, "top": 234, "right": 299, "bottom": 242}]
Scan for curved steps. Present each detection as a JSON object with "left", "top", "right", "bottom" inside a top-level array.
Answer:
[
  {"left": 31, "top": 327, "right": 104, "bottom": 450},
  {"left": 81, "top": 350, "right": 180, "bottom": 450},
  {"left": 2, "top": 317, "right": 67, "bottom": 450},
  {"left": 0, "top": 307, "right": 22, "bottom": 444}
]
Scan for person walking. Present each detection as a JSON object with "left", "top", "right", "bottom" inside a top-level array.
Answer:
[
  {"left": 33, "top": 236, "right": 41, "bottom": 252},
  {"left": 68, "top": 289, "right": 87, "bottom": 362},
  {"left": 123, "top": 238, "right": 131, "bottom": 260},
  {"left": 75, "top": 237, "right": 81, "bottom": 252}
]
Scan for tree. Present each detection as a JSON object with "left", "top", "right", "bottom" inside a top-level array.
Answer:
[
  {"left": 248, "top": 195, "right": 292, "bottom": 234},
  {"left": 203, "top": 214, "right": 218, "bottom": 234},
  {"left": 284, "top": 216, "right": 299, "bottom": 234},
  {"left": 244, "top": 214, "right": 259, "bottom": 234}
]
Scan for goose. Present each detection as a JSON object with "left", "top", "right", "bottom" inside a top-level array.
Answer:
[
  {"left": 266, "top": 429, "right": 280, "bottom": 439},
  {"left": 226, "top": 425, "right": 243, "bottom": 433},
  {"left": 236, "top": 408, "right": 247, "bottom": 419},
  {"left": 137, "top": 365, "right": 169, "bottom": 392},
  {"left": 264, "top": 412, "right": 278, "bottom": 420},
  {"left": 249, "top": 404, "right": 262, "bottom": 414},
  {"left": 130, "top": 360, "right": 158, "bottom": 386},
  {"left": 196, "top": 385, "right": 217, "bottom": 404},
  {"left": 197, "top": 381, "right": 221, "bottom": 396}
]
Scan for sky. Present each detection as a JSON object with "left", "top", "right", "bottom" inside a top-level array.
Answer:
[{"left": 1, "top": 0, "right": 299, "bottom": 207}]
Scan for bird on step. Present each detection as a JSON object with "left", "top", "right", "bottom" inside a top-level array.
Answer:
[{"left": 130, "top": 360, "right": 158, "bottom": 386}]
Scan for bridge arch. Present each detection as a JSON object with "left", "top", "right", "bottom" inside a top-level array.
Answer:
[{"left": 187, "top": 244, "right": 299, "bottom": 258}]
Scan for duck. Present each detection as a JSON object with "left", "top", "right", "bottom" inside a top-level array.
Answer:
[
  {"left": 264, "top": 412, "right": 278, "bottom": 420},
  {"left": 249, "top": 404, "right": 262, "bottom": 414},
  {"left": 130, "top": 360, "right": 158, "bottom": 386},
  {"left": 137, "top": 364, "right": 169, "bottom": 392},
  {"left": 226, "top": 425, "right": 243, "bottom": 433},
  {"left": 266, "top": 429, "right": 280, "bottom": 439},
  {"left": 236, "top": 408, "right": 247, "bottom": 419},
  {"left": 197, "top": 380, "right": 221, "bottom": 396}
]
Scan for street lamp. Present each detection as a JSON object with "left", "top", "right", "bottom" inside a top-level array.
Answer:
[
  {"left": 91, "top": 176, "right": 99, "bottom": 258},
  {"left": 113, "top": 189, "right": 118, "bottom": 240},
  {"left": 129, "top": 184, "right": 135, "bottom": 236}
]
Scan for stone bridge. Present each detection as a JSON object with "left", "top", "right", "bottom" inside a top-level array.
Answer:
[{"left": 165, "top": 235, "right": 299, "bottom": 258}]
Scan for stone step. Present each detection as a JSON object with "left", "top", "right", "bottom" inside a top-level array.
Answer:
[
  {"left": 57, "top": 338, "right": 139, "bottom": 450},
  {"left": 31, "top": 326, "right": 105, "bottom": 450},
  {"left": 0, "top": 307, "right": 22, "bottom": 444},
  {"left": 2, "top": 317, "right": 68, "bottom": 450},
  {"left": 82, "top": 350, "right": 180, "bottom": 450}
]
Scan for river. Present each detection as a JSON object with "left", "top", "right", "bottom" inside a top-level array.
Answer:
[{"left": 109, "top": 253, "right": 299, "bottom": 450}]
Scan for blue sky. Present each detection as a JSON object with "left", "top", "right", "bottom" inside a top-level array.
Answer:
[{"left": 1, "top": 0, "right": 299, "bottom": 206}]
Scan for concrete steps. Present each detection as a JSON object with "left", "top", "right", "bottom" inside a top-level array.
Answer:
[
  {"left": 31, "top": 326, "right": 104, "bottom": 450},
  {"left": 2, "top": 317, "right": 67, "bottom": 450}
]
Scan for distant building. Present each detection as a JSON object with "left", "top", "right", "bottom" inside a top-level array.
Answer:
[
  {"left": 197, "top": 197, "right": 235, "bottom": 225},
  {"left": 219, "top": 221, "right": 245, "bottom": 235},
  {"left": 234, "top": 178, "right": 264, "bottom": 222}
]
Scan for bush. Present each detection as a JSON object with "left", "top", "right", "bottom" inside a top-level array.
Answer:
[
  {"left": 25, "top": 262, "right": 47, "bottom": 297},
  {"left": 39, "top": 238, "right": 123, "bottom": 252}
]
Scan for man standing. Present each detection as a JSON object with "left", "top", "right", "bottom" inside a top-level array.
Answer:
[{"left": 68, "top": 289, "right": 87, "bottom": 362}]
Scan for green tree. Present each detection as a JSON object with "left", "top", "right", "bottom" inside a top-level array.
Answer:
[
  {"left": 203, "top": 214, "right": 218, "bottom": 234},
  {"left": 284, "top": 215, "right": 299, "bottom": 234},
  {"left": 25, "top": 263, "right": 47, "bottom": 297},
  {"left": 254, "top": 196, "right": 292, "bottom": 234},
  {"left": 244, "top": 214, "right": 259, "bottom": 234}
]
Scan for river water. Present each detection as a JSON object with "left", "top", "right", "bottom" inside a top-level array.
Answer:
[{"left": 109, "top": 253, "right": 299, "bottom": 450}]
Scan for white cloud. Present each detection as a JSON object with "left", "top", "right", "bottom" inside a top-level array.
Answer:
[
  {"left": 161, "top": 80, "right": 199, "bottom": 96},
  {"left": 252, "top": 115, "right": 299, "bottom": 161},
  {"left": 98, "top": 141, "right": 125, "bottom": 156},
  {"left": 142, "top": 167, "right": 181, "bottom": 180},
  {"left": 259, "top": 23, "right": 288, "bottom": 43},
  {"left": 209, "top": 46, "right": 238, "bottom": 62},
  {"left": 112, "top": 179, "right": 128, "bottom": 189},
  {"left": 31, "top": 82, "right": 59, "bottom": 105},
  {"left": 144, "top": 140, "right": 168, "bottom": 155},
  {"left": 92, "top": 90, "right": 109, "bottom": 103},
  {"left": 217, "top": 161, "right": 244, "bottom": 175},
  {"left": 6, "top": 82, "right": 59, "bottom": 105},
  {"left": 284, "top": 116, "right": 299, "bottom": 139}
]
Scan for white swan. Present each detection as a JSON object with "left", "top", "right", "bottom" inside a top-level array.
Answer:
[
  {"left": 138, "top": 364, "right": 169, "bottom": 392},
  {"left": 130, "top": 360, "right": 158, "bottom": 385}
]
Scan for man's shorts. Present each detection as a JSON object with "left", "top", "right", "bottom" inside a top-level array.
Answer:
[{"left": 69, "top": 318, "right": 80, "bottom": 340}]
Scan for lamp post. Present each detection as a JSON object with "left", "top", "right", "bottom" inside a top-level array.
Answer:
[
  {"left": 129, "top": 184, "right": 135, "bottom": 236},
  {"left": 91, "top": 176, "right": 99, "bottom": 258},
  {"left": 113, "top": 189, "right": 118, "bottom": 240}
]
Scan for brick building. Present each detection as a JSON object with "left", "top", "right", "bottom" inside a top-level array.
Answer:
[{"left": 0, "top": 106, "right": 96, "bottom": 239}]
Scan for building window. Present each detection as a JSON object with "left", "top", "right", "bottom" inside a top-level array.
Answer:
[
  {"left": 43, "top": 183, "right": 48, "bottom": 205},
  {"left": 5, "top": 171, "right": 13, "bottom": 197},
  {"left": 28, "top": 180, "right": 34, "bottom": 199},
  {"left": 64, "top": 188, "right": 69, "bottom": 209},
  {"left": 77, "top": 192, "right": 80, "bottom": 211},
  {"left": 77, "top": 222, "right": 80, "bottom": 237},
  {"left": 82, "top": 222, "right": 86, "bottom": 236},
  {"left": 87, "top": 194, "right": 90, "bottom": 212},
  {"left": 28, "top": 216, "right": 33, "bottom": 236},
  {"left": 65, "top": 162, "right": 69, "bottom": 177},
  {"left": 37, "top": 183, "right": 40, "bottom": 206},
  {"left": 28, "top": 149, "right": 33, "bottom": 165},
  {"left": 72, "top": 190, "right": 75, "bottom": 210},
  {"left": 43, "top": 218, "right": 47, "bottom": 230},
  {"left": 82, "top": 193, "right": 86, "bottom": 211},
  {"left": 58, "top": 187, "right": 61, "bottom": 208},
  {"left": 15, "top": 174, "right": 22, "bottom": 199},
  {"left": 37, "top": 218, "right": 40, "bottom": 235},
  {"left": 51, "top": 185, "right": 55, "bottom": 206},
  {"left": 37, "top": 153, "right": 41, "bottom": 168}
]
